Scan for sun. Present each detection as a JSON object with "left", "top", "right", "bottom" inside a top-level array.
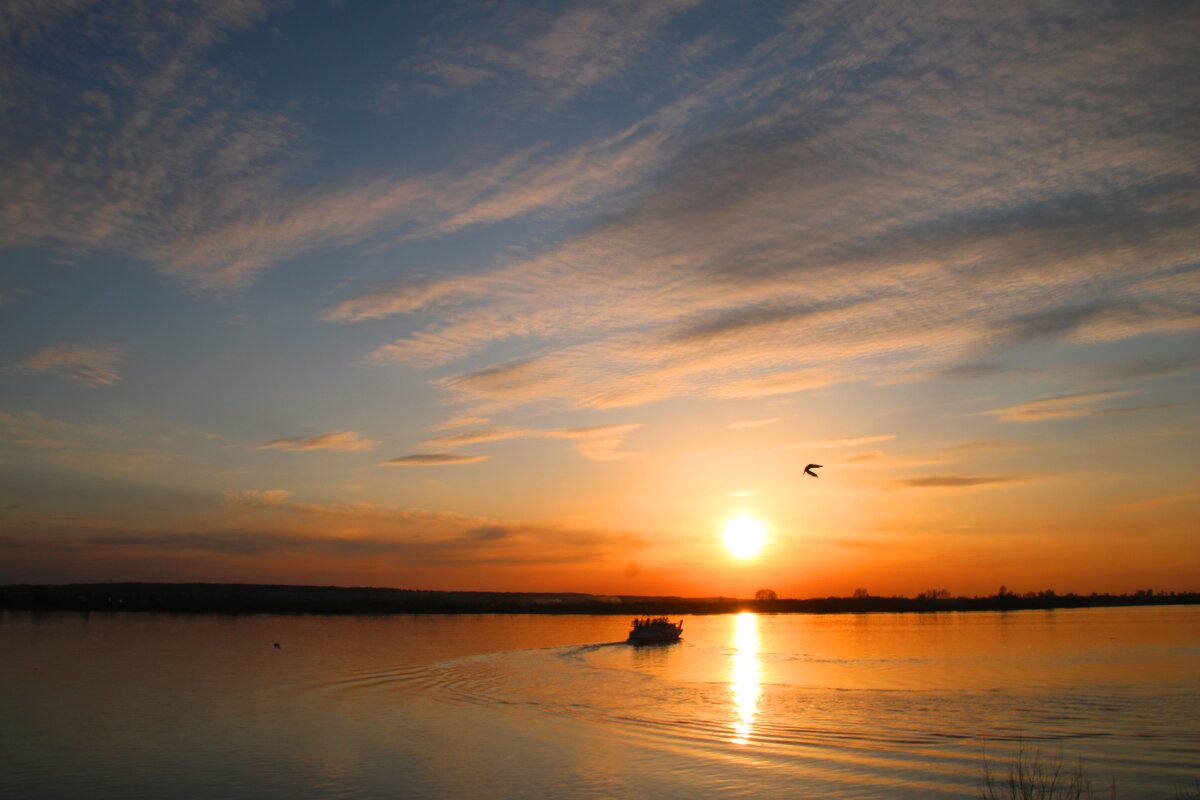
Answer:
[{"left": 723, "top": 516, "right": 767, "bottom": 559}]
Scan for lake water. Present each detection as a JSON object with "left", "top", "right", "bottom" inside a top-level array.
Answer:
[{"left": 2, "top": 606, "right": 1197, "bottom": 798}]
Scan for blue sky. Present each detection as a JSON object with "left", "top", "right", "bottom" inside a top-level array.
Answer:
[{"left": 1, "top": 0, "right": 1197, "bottom": 594}]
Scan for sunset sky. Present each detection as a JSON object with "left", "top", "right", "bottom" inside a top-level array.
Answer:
[{"left": 1, "top": 0, "right": 1197, "bottom": 597}]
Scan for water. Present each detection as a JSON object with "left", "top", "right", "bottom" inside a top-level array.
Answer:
[{"left": 2, "top": 607, "right": 1197, "bottom": 798}]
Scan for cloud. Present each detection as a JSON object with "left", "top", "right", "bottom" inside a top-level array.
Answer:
[
  {"left": 431, "top": 415, "right": 491, "bottom": 432},
  {"left": 257, "top": 431, "right": 380, "bottom": 452},
  {"left": 897, "top": 476, "right": 1015, "bottom": 489},
  {"left": 708, "top": 369, "right": 836, "bottom": 400},
  {"left": 381, "top": 453, "right": 489, "bottom": 466},
  {"left": 0, "top": 410, "right": 196, "bottom": 479},
  {"left": 937, "top": 361, "right": 1020, "bottom": 379},
  {"left": 1111, "top": 494, "right": 1192, "bottom": 513},
  {"left": 984, "top": 390, "right": 1156, "bottom": 422},
  {"left": 321, "top": 279, "right": 468, "bottom": 323},
  {"left": 785, "top": 435, "right": 896, "bottom": 450},
  {"left": 835, "top": 450, "right": 946, "bottom": 471},
  {"left": 13, "top": 344, "right": 121, "bottom": 386},
  {"left": 552, "top": 424, "right": 642, "bottom": 461},
  {"left": 4, "top": 1, "right": 1197, "bottom": 427},
  {"left": 1092, "top": 355, "right": 1200, "bottom": 383},
  {"left": 5, "top": 491, "right": 639, "bottom": 570},
  {"left": 0, "top": 286, "right": 29, "bottom": 305},
  {"left": 406, "top": 0, "right": 701, "bottom": 104},
  {"left": 726, "top": 418, "right": 778, "bottom": 430},
  {"left": 0, "top": 410, "right": 99, "bottom": 450},
  {"left": 426, "top": 428, "right": 528, "bottom": 447},
  {"left": 0, "top": 408, "right": 181, "bottom": 473},
  {"left": 2, "top": 3, "right": 676, "bottom": 290},
  {"left": 424, "top": 423, "right": 642, "bottom": 461},
  {"left": 990, "top": 302, "right": 1128, "bottom": 346},
  {"left": 6, "top": 491, "right": 647, "bottom": 566},
  {"left": 0, "top": 1, "right": 299, "bottom": 288},
  {"left": 79, "top": 523, "right": 642, "bottom": 566},
  {"left": 223, "top": 489, "right": 293, "bottom": 509},
  {"left": 945, "top": 440, "right": 1027, "bottom": 453},
  {"left": 346, "top": 2, "right": 1199, "bottom": 414},
  {"left": 664, "top": 297, "right": 884, "bottom": 346},
  {"left": 441, "top": 359, "right": 559, "bottom": 399}
]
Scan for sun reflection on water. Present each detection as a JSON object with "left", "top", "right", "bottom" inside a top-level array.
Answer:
[{"left": 730, "top": 611, "right": 760, "bottom": 745}]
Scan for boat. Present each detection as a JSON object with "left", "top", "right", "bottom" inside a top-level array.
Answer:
[{"left": 627, "top": 616, "right": 683, "bottom": 644}]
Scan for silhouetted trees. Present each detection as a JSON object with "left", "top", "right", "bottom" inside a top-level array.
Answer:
[{"left": 1, "top": 583, "right": 1196, "bottom": 616}]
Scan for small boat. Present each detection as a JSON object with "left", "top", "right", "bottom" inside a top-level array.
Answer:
[{"left": 627, "top": 616, "right": 683, "bottom": 644}]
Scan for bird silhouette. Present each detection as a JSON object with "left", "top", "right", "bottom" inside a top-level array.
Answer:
[{"left": 803, "top": 464, "right": 822, "bottom": 478}]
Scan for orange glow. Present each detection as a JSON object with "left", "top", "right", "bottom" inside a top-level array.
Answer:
[{"left": 723, "top": 516, "right": 767, "bottom": 559}]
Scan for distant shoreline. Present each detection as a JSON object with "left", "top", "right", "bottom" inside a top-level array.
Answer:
[{"left": 2, "top": 582, "right": 1197, "bottom": 617}]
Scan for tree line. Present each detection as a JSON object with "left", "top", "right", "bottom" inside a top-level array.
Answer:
[{"left": 1, "top": 582, "right": 1196, "bottom": 616}]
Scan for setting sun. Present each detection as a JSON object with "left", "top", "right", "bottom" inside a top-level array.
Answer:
[{"left": 723, "top": 516, "right": 767, "bottom": 559}]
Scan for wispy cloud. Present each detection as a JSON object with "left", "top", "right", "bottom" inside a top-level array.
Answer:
[
  {"left": 984, "top": 390, "right": 1150, "bottom": 423},
  {"left": 223, "top": 489, "right": 293, "bottom": 509},
  {"left": 709, "top": 369, "right": 836, "bottom": 400},
  {"left": 425, "top": 423, "right": 641, "bottom": 461},
  {"left": 404, "top": 0, "right": 700, "bottom": 105},
  {"left": 257, "top": 431, "right": 379, "bottom": 452},
  {"left": 1111, "top": 494, "right": 1192, "bottom": 513},
  {"left": 12, "top": 344, "right": 121, "bottom": 386},
  {"left": 945, "top": 440, "right": 1027, "bottom": 453},
  {"left": 1091, "top": 355, "right": 1200, "bottom": 383},
  {"left": 726, "top": 418, "right": 778, "bottom": 430},
  {"left": 381, "top": 453, "right": 489, "bottom": 466},
  {"left": 14, "top": 489, "right": 647, "bottom": 567},
  {"left": 0, "top": 408, "right": 180, "bottom": 473},
  {"left": 0, "top": 410, "right": 99, "bottom": 450},
  {"left": 431, "top": 414, "right": 491, "bottom": 432},
  {"left": 1, "top": 3, "right": 679, "bottom": 290},
  {"left": 784, "top": 435, "right": 896, "bottom": 450},
  {"left": 80, "top": 522, "right": 642, "bottom": 566},
  {"left": 340, "top": 2, "right": 1199, "bottom": 414},
  {"left": 896, "top": 475, "right": 1015, "bottom": 489}
]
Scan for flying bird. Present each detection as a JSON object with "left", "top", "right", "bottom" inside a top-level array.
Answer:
[{"left": 803, "top": 464, "right": 822, "bottom": 478}]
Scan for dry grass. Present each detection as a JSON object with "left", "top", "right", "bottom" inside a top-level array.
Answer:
[
  {"left": 1176, "top": 779, "right": 1200, "bottom": 800},
  {"left": 981, "top": 746, "right": 1200, "bottom": 800},
  {"left": 980, "top": 744, "right": 1116, "bottom": 800}
]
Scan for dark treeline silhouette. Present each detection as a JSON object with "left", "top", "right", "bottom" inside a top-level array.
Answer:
[{"left": 1, "top": 582, "right": 1197, "bottom": 616}]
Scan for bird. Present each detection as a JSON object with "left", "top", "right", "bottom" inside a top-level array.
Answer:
[{"left": 803, "top": 464, "right": 822, "bottom": 478}]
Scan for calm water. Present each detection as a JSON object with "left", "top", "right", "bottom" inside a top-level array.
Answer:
[{"left": 2, "top": 607, "right": 1197, "bottom": 799}]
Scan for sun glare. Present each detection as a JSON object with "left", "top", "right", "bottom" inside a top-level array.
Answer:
[{"left": 723, "top": 516, "right": 767, "bottom": 559}]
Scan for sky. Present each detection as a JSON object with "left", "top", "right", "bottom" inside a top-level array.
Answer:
[{"left": 1, "top": 0, "right": 1197, "bottom": 597}]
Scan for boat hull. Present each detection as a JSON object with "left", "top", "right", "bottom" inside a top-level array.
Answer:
[{"left": 627, "top": 630, "right": 682, "bottom": 644}]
